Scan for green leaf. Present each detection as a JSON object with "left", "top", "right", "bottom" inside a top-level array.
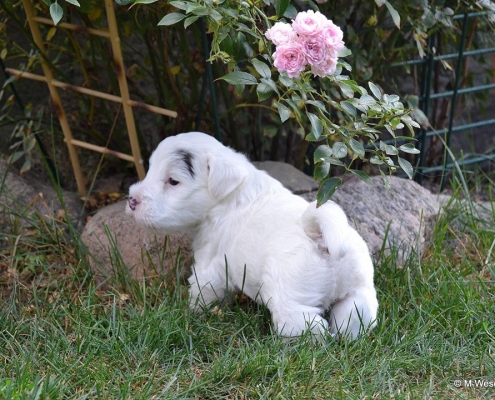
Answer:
[
  {"left": 284, "top": 99, "right": 302, "bottom": 121},
  {"left": 278, "top": 75, "right": 293, "bottom": 88},
  {"left": 185, "top": 3, "right": 208, "bottom": 15},
  {"left": 384, "top": 124, "right": 396, "bottom": 138},
  {"left": 379, "top": 170, "right": 391, "bottom": 190},
  {"left": 20, "top": 159, "right": 32, "bottom": 175},
  {"left": 263, "top": 125, "right": 278, "bottom": 138},
  {"left": 209, "top": 9, "right": 223, "bottom": 22},
  {"left": 219, "top": 71, "right": 257, "bottom": 85},
  {"left": 337, "top": 81, "right": 354, "bottom": 99},
  {"left": 256, "top": 81, "right": 274, "bottom": 102},
  {"left": 327, "top": 158, "right": 345, "bottom": 167},
  {"left": 349, "top": 169, "right": 373, "bottom": 185},
  {"left": 251, "top": 58, "right": 271, "bottom": 79},
  {"left": 399, "top": 143, "right": 420, "bottom": 154},
  {"left": 349, "top": 139, "right": 365, "bottom": 158},
  {"left": 358, "top": 94, "right": 376, "bottom": 107},
  {"left": 317, "top": 178, "right": 342, "bottom": 207},
  {"left": 340, "top": 101, "right": 356, "bottom": 119},
  {"left": 64, "top": 0, "right": 80, "bottom": 6},
  {"left": 274, "top": 0, "right": 290, "bottom": 18},
  {"left": 368, "top": 82, "right": 382, "bottom": 100},
  {"left": 158, "top": 13, "right": 186, "bottom": 26},
  {"left": 337, "top": 47, "right": 352, "bottom": 58},
  {"left": 384, "top": 0, "right": 401, "bottom": 29},
  {"left": 50, "top": 2, "right": 63, "bottom": 25},
  {"left": 332, "top": 142, "right": 347, "bottom": 159},
  {"left": 385, "top": 144, "right": 398, "bottom": 155},
  {"left": 169, "top": 1, "right": 188, "bottom": 10},
  {"left": 314, "top": 145, "right": 332, "bottom": 162},
  {"left": 184, "top": 15, "right": 199, "bottom": 29},
  {"left": 8, "top": 151, "right": 24, "bottom": 164},
  {"left": 259, "top": 78, "right": 279, "bottom": 95},
  {"left": 275, "top": 101, "right": 291, "bottom": 123},
  {"left": 406, "top": 95, "right": 419, "bottom": 108},
  {"left": 24, "top": 136, "right": 36, "bottom": 153},
  {"left": 283, "top": 4, "right": 297, "bottom": 18},
  {"left": 235, "top": 84, "right": 245, "bottom": 96},
  {"left": 338, "top": 60, "right": 352, "bottom": 72},
  {"left": 314, "top": 161, "right": 330, "bottom": 181},
  {"left": 306, "top": 100, "right": 327, "bottom": 112},
  {"left": 370, "top": 155, "right": 384, "bottom": 165},
  {"left": 307, "top": 112, "right": 323, "bottom": 140},
  {"left": 410, "top": 108, "right": 429, "bottom": 128},
  {"left": 398, "top": 156, "right": 414, "bottom": 179},
  {"left": 305, "top": 131, "right": 320, "bottom": 142}
]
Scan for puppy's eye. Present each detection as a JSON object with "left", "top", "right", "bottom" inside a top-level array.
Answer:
[{"left": 169, "top": 177, "right": 180, "bottom": 186}]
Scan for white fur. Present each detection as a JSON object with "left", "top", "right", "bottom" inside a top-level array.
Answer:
[{"left": 126, "top": 132, "right": 378, "bottom": 339}]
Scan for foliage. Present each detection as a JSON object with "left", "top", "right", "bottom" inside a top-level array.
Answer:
[
  {"left": 6, "top": 104, "right": 44, "bottom": 175},
  {"left": 1, "top": 0, "right": 494, "bottom": 196}
]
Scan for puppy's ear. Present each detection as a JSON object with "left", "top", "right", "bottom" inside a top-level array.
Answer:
[{"left": 207, "top": 154, "right": 248, "bottom": 200}]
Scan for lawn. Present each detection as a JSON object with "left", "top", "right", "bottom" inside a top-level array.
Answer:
[{"left": 1, "top": 181, "right": 494, "bottom": 399}]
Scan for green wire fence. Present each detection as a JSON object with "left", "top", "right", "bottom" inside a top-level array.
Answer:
[{"left": 408, "top": 11, "right": 495, "bottom": 189}]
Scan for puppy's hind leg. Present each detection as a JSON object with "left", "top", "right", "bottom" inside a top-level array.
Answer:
[{"left": 329, "top": 288, "right": 378, "bottom": 339}]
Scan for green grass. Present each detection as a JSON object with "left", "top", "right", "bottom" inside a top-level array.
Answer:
[{"left": 1, "top": 180, "right": 495, "bottom": 399}]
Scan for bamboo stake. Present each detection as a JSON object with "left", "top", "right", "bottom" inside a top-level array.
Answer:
[
  {"left": 69, "top": 139, "right": 135, "bottom": 162},
  {"left": 104, "top": 0, "right": 145, "bottom": 180},
  {"left": 22, "top": 0, "right": 87, "bottom": 194},
  {"left": 31, "top": 16, "right": 111, "bottom": 38},
  {"left": 6, "top": 68, "right": 178, "bottom": 118}
]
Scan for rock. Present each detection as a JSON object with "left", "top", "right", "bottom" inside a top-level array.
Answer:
[
  {"left": 330, "top": 176, "right": 441, "bottom": 262},
  {"left": 253, "top": 161, "right": 318, "bottom": 195},
  {"left": 80, "top": 201, "right": 192, "bottom": 285},
  {"left": 0, "top": 157, "right": 84, "bottom": 228},
  {"left": 254, "top": 162, "right": 441, "bottom": 261}
]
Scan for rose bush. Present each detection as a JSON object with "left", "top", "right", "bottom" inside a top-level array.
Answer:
[{"left": 153, "top": 1, "right": 424, "bottom": 204}]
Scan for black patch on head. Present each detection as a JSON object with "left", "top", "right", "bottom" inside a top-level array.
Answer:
[{"left": 177, "top": 149, "right": 195, "bottom": 177}]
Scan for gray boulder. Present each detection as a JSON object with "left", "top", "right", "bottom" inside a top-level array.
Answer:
[
  {"left": 255, "top": 161, "right": 441, "bottom": 262},
  {"left": 80, "top": 201, "right": 192, "bottom": 285},
  {"left": 0, "top": 157, "right": 83, "bottom": 227},
  {"left": 331, "top": 176, "right": 440, "bottom": 262},
  {"left": 252, "top": 161, "right": 318, "bottom": 195}
]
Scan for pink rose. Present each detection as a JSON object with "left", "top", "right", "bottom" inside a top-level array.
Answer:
[
  {"left": 311, "top": 55, "right": 338, "bottom": 77},
  {"left": 292, "top": 10, "right": 328, "bottom": 37},
  {"left": 273, "top": 40, "right": 307, "bottom": 78},
  {"left": 265, "top": 22, "right": 297, "bottom": 46},
  {"left": 318, "top": 20, "right": 345, "bottom": 51},
  {"left": 265, "top": 11, "right": 345, "bottom": 79},
  {"left": 302, "top": 37, "right": 328, "bottom": 66}
]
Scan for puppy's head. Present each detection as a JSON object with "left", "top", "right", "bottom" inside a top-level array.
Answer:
[{"left": 126, "top": 132, "right": 249, "bottom": 234}]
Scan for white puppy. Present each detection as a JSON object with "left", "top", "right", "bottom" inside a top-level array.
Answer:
[{"left": 126, "top": 132, "right": 378, "bottom": 339}]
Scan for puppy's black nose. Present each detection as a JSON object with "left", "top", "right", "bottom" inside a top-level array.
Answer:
[{"left": 128, "top": 196, "right": 139, "bottom": 211}]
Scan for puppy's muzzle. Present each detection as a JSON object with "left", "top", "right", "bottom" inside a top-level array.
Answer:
[{"left": 127, "top": 196, "right": 140, "bottom": 211}]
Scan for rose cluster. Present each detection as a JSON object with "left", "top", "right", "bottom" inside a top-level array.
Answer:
[{"left": 265, "top": 10, "right": 345, "bottom": 79}]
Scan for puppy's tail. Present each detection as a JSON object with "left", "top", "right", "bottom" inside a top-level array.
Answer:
[{"left": 301, "top": 200, "right": 351, "bottom": 258}]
